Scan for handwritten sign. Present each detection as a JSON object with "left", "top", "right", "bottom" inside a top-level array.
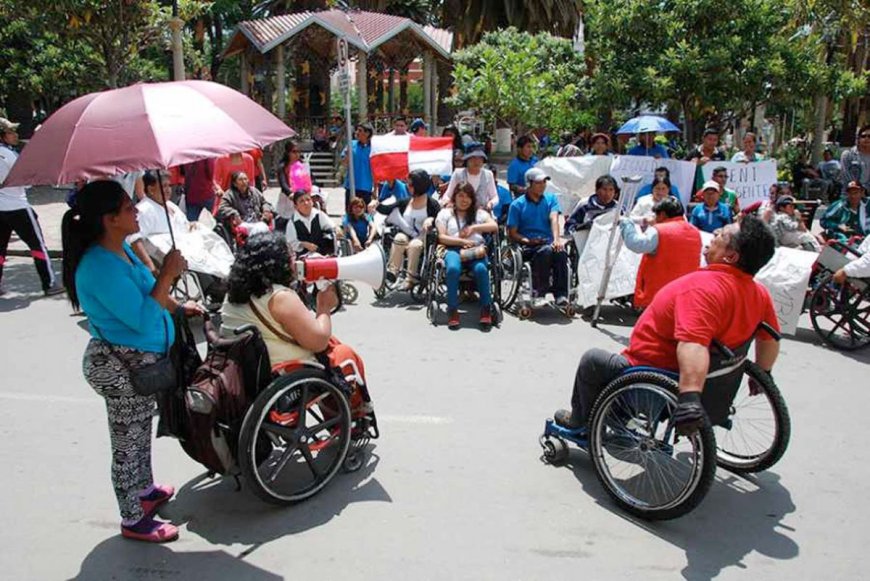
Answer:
[
  {"left": 701, "top": 160, "right": 778, "bottom": 206},
  {"left": 609, "top": 155, "right": 696, "bottom": 208},
  {"left": 754, "top": 246, "right": 817, "bottom": 335},
  {"left": 575, "top": 212, "right": 642, "bottom": 308}
]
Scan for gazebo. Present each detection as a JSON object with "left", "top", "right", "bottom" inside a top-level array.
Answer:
[{"left": 224, "top": 10, "right": 454, "bottom": 136}]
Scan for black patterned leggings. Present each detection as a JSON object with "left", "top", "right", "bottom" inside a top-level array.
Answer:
[{"left": 83, "top": 339, "right": 159, "bottom": 524}]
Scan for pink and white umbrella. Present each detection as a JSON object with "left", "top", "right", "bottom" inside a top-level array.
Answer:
[{"left": 3, "top": 80, "right": 295, "bottom": 187}]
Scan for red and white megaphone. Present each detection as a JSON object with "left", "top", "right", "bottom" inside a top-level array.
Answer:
[{"left": 297, "top": 244, "right": 386, "bottom": 289}]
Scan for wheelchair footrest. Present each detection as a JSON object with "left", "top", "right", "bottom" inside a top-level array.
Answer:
[{"left": 543, "top": 419, "right": 589, "bottom": 449}]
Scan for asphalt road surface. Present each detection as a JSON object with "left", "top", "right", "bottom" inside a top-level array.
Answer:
[{"left": 0, "top": 257, "right": 867, "bottom": 581}]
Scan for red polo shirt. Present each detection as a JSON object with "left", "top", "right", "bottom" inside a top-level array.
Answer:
[{"left": 623, "top": 264, "right": 779, "bottom": 370}]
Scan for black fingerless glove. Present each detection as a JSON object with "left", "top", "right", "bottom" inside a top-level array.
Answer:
[{"left": 673, "top": 392, "right": 707, "bottom": 436}]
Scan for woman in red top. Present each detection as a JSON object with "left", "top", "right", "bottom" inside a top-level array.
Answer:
[{"left": 554, "top": 215, "right": 780, "bottom": 435}]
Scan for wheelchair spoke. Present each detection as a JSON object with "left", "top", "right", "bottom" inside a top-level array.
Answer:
[
  {"left": 299, "top": 443, "right": 322, "bottom": 478},
  {"left": 305, "top": 416, "right": 342, "bottom": 437},
  {"left": 261, "top": 421, "right": 296, "bottom": 440},
  {"left": 266, "top": 441, "right": 301, "bottom": 483}
]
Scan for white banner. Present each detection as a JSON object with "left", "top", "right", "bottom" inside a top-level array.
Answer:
[
  {"left": 536, "top": 155, "right": 613, "bottom": 216},
  {"left": 146, "top": 226, "right": 235, "bottom": 279},
  {"left": 609, "top": 155, "right": 696, "bottom": 208},
  {"left": 701, "top": 160, "right": 778, "bottom": 206},
  {"left": 575, "top": 212, "right": 642, "bottom": 308},
  {"left": 754, "top": 246, "right": 817, "bottom": 336}
]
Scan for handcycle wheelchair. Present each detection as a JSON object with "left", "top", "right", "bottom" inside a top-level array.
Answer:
[
  {"left": 182, "top": 321, "right": 379, "bottom": 505},
  {"left": 539, "top": 322, "right": 790, "bottom": 520},
  {"left": 499, "top": 236, "right": 580, "bottom": 320},
  {"left": 808, "top": 239, "right": 870, "bottom": 351},
  {"left": 421, "top": 226, "right": 518, "bottom": 326}
]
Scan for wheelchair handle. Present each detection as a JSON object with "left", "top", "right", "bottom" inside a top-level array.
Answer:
[
  {"left": 757, "top": 321, "right": 781, "bottom": 342},
  {"left": 710, "top": 339, "right": 735, "bottom": 359},
  {"left": 233, "top": 324, "right": 261, "bottom": 337}
]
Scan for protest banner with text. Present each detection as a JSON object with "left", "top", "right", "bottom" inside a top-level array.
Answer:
[
  {"left": 702, "top": 160, "right": 778, "bottom": 206},
  {"left": 609, "top": 156, "right": 696, "bottom": 208}
]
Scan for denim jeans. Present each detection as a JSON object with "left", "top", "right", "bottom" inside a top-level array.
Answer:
[{"left": 444, "top": 250, "right": 491, "bottom": 311}]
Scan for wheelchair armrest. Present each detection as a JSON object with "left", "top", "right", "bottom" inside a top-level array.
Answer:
[
  {"left": 710, "top": 339, "right": 736, "bottom": 359},
  {"left": 233, "top": 324, "right": 261, "bottom": 337},
  {"left": 757, "top": 321, "right": 781, "bottom": 342}
]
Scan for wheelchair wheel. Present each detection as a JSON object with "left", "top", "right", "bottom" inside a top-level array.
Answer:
[
  {"left": 339, "top": 282, "right": 358, "bottom": 305},
  {"left": 238, "top": 369, "right": 352, "bottom": 505},
  {"left": 714, "top": 362, "right": 790, "bottom": 474},
  {"left": 499, "top": 246, "right": 522, "bottom": 310},
  {"left": 809, "top": 273, "right": 870, "bottom": 351},
  {"left": 588, "top": 372, "right": 717, "bottom": 521}
]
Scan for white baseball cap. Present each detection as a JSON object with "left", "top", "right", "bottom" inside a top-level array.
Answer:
[{"left": 525, "top": 167, "right": 551, "bottom": 186}]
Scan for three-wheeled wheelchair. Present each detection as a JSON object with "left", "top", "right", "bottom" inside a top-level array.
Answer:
[
  {"left": 421, "top": 226, "right": 518, "bottom": 326},
  {"left": 539, "top": 323, "right": 790, "bottom": 520}
]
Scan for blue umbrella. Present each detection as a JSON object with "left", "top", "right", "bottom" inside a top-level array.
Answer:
[{"left": 616, "top": 115, "right": 680, "bottom": 135}]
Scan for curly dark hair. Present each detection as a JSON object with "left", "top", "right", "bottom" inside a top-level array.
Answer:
[
  {"left": 226, "top": 232, "right": 295, "bottom": 304},
  {"left": 729, "top": 214, "right": 775, "bottom": 275}
]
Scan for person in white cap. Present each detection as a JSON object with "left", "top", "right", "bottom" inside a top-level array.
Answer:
[
  {"left": 688, "top": 180, "right": 733, "bottom": 233},
  {"left": 506, "top": 167, "right": 569, "bottom": 305},
  {"left": 0, "top": 117, "right": 63, "bottom": 296}
]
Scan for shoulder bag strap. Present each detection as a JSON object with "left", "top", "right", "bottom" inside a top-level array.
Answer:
[{"left": 248, "top": 296, "right": 296, "bottom": 344}]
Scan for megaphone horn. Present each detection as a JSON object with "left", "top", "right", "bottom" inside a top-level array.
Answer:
[{"left": 298, "top": 243, "right": 386, "bottom": 289}]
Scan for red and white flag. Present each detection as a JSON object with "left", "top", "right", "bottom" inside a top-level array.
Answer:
[{"left": 369, "top": 135, "right": 453, "bottom": 182}]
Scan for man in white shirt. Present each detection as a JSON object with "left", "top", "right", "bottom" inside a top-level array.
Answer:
[{"left": 0, "top": 117, "right": 63, "bottom": 296}]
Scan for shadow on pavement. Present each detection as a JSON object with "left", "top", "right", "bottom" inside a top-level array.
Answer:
[
  {"left": 557, "top": 454, "right": 798, "bottom": 580},
  {"left": 162, "top": 451, "right": 389, "bottom": 555},
  {"left": 0, "top": 260, "right": 64, "bottom": 313},
  {"left": 71, "top": 538, "right": 282, "bottom": 581},
  {"left": 788, "top": 326, "right": 870, "bottom": 364}
]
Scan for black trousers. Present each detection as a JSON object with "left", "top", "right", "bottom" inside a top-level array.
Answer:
[
  {"left": 571, "top": 348, "right": 630, "bottom": 426},
  {"left": 521, "top": 244, "right": 569, "bottom": 299},
  {"left": 0, "top": 207, "right": 55, "bottom": 290}
]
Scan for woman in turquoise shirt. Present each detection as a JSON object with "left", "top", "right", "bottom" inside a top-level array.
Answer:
[{"left": 61, "top": 180, "right": 198, "bottom": 543}]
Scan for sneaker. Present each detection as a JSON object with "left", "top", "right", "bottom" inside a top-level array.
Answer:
[
  {"left": 121, "top": 516, "right": 178, "bottom": 543},
  {"left": 43, "top": 285, "right": 66, "bottom": 297},
  {"left": 139, "top": 484, "right": 175, "bottom": 518},
  {"left": 554, "top": 409, "right": 585, "bottom": 430},
  {"left": 479, "top": 305, "right": 493, "bottom": 329},
  {"left": 385, "top": 271, "right": 398, "bottom": 286},
  {"left": 447, "top": 309, "right": 460, "bottom": 330},
  {"left": 555, "top": 295, "right": 569, "bottom": 308}
]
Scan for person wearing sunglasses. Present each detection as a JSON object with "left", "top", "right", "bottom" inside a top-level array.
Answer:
[{"left": 840, "top": 125, "right": 870, "bottom": 197}]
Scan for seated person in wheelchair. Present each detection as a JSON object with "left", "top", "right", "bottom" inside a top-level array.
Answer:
[
  {"left": 820, "top": 181, "right": 868, "bottom": 243},
  {"left": 438, "top": 146, "right": 498, "bottom": 212},
  {"left": 220, "top": 232, "right": 369, "bottom": 405},
  {"left": 506, "top": 167, "right": 570, "bottom": 306},
  {"left": 553, "top": 215, "right": 780, "bottom": 435},
  {"left": 377, "top": 169, "right": 440, "bottom": 289},
  {"left": 435, "top": 183, "right": 498, "bottom": 329},
  {"left": 565, "top": 175, "right": 619, "bottom": 233},
  {"left": 770, "top": 195, "right": 822, "bottom": 252},
  {"left": 619, "top": 197, "right": 701, "bottom": 309},
  {"left": 128, "top": 171, "right": 228, "bottom": 303},
  {"left": 343, "top": 196, "right": 376, "bottom": 253},
  {"left": 216, "top": 171, "right": 274, "bottom": 240},
  {"left": 285, "top": 190, "right": 338, "bottom": 257},
  {"left": 833, "top": 235, "right": 870, "bottom": 283}
]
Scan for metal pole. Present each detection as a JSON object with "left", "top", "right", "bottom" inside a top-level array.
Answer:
[
  {"left": 591, "top": 175, "right": 642, "bottom": 327},
  {"left": 339, "top": 38, "right": 355, "bottom": 197},
  {"left": 170, "top": 1, "right": 185, "bottom": 81}
]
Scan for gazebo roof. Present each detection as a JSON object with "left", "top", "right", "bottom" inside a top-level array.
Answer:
[{"left": 226, "top": 10, "right": 453, "bottom": 61}]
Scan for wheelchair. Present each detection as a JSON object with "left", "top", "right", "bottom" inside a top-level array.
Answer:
[
  {"left": 808, "top": 240, "right": 870, "bottom": 351},
  {"left": 422, "top": 227, "right": 514, "bottom": 326},
  {"left": 539, "top": 323, "right": 790, "bottom": 520},
  {"left": 373, "top": 224, "right": 432, "bottom": 303},
  {"left": 222, "top": 326, "right": 379, "bottom": 505},
  {"left": 500, "top": 237, "right": 579, "bottom": 320}
]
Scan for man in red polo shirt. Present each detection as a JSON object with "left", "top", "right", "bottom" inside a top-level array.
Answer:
[{"left": 554, "top": 214, "right": 781, "bottom": 435}]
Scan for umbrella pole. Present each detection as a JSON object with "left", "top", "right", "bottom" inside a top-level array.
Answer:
[
  {"left": 591, "top": 176, "right": 642, "bottom": 327},
  {"left": 155, "top": 169, "right": 177, "bottom": 249}
]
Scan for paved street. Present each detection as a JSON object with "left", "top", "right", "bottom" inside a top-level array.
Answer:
[{"left": 1, "top": 246, "right": 868, "bottom": 580}]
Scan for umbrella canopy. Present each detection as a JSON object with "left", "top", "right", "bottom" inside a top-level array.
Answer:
[
  {"left": 616, "top": 115, "right": 680, "bottom": 135},
  {"left": 4, "top": 80, "right": 295, "bottom": 187}
]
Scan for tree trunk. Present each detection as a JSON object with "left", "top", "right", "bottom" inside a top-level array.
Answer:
[
  {"left": 811, "top": 93, "right": 828, "bottom": 165},
  {"left": 399, "top": 67, "right": 409, "bottom": 114},
  {"left": 387, "top": 68, "right": 395, "bottom": 113}
]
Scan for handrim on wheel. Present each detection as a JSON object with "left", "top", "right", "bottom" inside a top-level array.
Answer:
[
  {"left": 588, "top": 373, "right": 717, "bottom": 521},
  {"left": 238, "top": 369, "right": 352, "bottom": 505}
]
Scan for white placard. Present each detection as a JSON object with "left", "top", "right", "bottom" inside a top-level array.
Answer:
[
  {"left": 146, "top": 227, "right": 235, "bottom": 279},
  {"left": 754, "top": 246, "right": 817, "bottom": 336},
  {"left": 701, "top": 160, "right": 778, "bottom": 206},
  {"left": 609, "top": 155, "right": 696, "bottom": 208},
  {"left": 536, "top": 155, "right": 613, "bottom": 216},
  {"left": 575, "top": 212, "right": 642, "bottom": 308}
]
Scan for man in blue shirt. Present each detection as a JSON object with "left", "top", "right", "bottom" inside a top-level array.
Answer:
[
  {"left": 507, "top": 135, "right": 538, "bottom": 198},
  {"left": 507, "top": 168, "right": 569, "bottom": 305},
  {"left": 342, "top": 122, "right": 374, "bottom": 212},
  {"left": 689, "top": 180, "right": 733, "bottom": 233},
  {"left": 376, "top": 178, "right": 410, "bottom": 203},
  {"left": 628, "top": 131, "right": 670, "bottom": 158}
]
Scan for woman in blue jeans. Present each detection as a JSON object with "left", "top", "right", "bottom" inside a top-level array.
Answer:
[{"left": 435, "top": 183, "right": 497, "bottom": 329}]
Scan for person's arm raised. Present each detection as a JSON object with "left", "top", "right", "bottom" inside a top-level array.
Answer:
[{"left": 268, "top": 287, "right": 334, "bottom": 353}]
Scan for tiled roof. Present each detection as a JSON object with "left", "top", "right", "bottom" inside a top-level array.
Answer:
[{"left": 231, "top": 10, "right": 453, "bottom": 59}]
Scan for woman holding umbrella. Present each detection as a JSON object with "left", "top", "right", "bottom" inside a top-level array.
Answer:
[{"left": 62, "top": 180, "right": 203, "bottom": 543}]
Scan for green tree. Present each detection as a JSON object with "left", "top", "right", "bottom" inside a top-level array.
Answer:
[
  {"left": 439, "top": 0, "right": 582, "bottom": 48},
  {"left": 449, "top": 27, "right": 591, "bottom": 136}
]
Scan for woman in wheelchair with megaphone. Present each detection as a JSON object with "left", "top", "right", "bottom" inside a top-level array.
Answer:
[{"left": 220, "top": 232, "right": 374, "bottom": 422}]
